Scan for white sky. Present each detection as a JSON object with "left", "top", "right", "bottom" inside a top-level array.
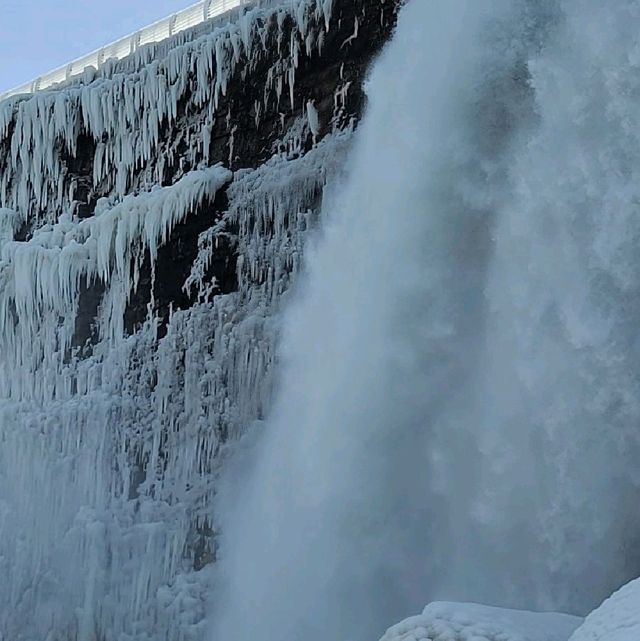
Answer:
[{"left": 0, "top": 0, "right": 197, "bottom": 92}]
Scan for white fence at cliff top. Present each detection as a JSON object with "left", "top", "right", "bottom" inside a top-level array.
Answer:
[{"left": 0, "top": 0, "right": 259, "bottom": 102}]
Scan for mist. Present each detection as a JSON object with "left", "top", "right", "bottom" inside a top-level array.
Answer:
[{"left": 210, "top": 0, "right": 640, "bottom": 639}]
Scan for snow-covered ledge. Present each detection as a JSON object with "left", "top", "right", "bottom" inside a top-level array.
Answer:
[
  {"left": 379, "top": 602, "right": 582, "bottom": 641},
  {"left": 568, "top": 578, "right": 640, "bottom": 641},
  {"left": 379, "top": 577, "right": 640, "bottom": 641}
]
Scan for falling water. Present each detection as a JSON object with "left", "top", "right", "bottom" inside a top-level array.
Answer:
[{"left": 211, "top": 0, "right": 640, "bottom": 639}]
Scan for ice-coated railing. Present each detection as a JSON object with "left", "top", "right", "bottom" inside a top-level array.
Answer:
[{"left": 0, "top": 0, "right": 260, "bottom": 102}]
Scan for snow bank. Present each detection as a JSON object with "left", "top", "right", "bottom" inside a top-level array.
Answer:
[
  {"left": 569, "top": 579, "right": 640, "bottom": 641},
  {"left": 381, "top": 602, "right": 582, "bottom": 641}
]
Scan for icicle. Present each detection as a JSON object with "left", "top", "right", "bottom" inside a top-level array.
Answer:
[{"left": 306, "top": 100, "right": 320, "bottom": 143}]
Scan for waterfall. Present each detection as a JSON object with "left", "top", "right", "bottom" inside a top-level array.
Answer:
[{"left": 211, "top": 0, "right": 640, "bottom": 639}]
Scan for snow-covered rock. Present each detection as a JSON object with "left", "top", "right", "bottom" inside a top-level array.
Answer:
[
  {"left": 569, "top": 579, "right": 640, "bottom": 641},
  {"left": 381, "top": 602, "right": 582, "bottom": 641}
]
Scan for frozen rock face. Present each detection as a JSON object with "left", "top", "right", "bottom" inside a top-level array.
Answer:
[
  {"left": 568, "top": 579, "right": 640, "bottom": 641},
  {"left": 381, "top": 602, "right": 582, "bottom": 641},
  {"left": 0, "top": 1, "right": 400, "bottom": 640}
]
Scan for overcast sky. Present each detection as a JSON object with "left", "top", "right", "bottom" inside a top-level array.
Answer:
[{"left": 0, "top": 0, "right": 196, "bottom": 92}]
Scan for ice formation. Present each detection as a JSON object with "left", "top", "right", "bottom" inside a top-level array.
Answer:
[
  {"left": 0, "top": 165, "right": 232, "bottom": 375},
  {"left": 380, "top": 602, "right": 582, "bottom": 641},
  {"left": 4, "top": 0, "right": 640, "bottom": 638},
  {"left": 0, "top": 133, "right": 351, "bottom": 640},
  {"left": 379, "top": 581, "right": 640, "bottom": 641},
  {"left": 0, "top": 0, "right": 334, "bottom": 221},
  {"left": 0, "top": 0, "right": 361, "bottom": 638},
  {"left": 568, "top": 579, "right": 640, "bottom": 641}
]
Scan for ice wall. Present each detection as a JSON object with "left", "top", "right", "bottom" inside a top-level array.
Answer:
[
  {"left": 0, "top": 0, "right": 396, "bottom": 638},
  {"left": 0, "top": 136, "right": 349, "bottom": 641}
]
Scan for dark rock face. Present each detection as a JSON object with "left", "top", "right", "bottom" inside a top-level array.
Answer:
[{"left": 123, "top": 190, "right": 236, "bottom": 337}]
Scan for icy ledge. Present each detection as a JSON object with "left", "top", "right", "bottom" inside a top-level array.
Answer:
[
  {"left": 380, "top": 602, "right": 582, "bottom": 641},
  {"left": 568, "top": 578, "right": 640, "bottom": 641},
  {"left": 381, "top": 578, "right": 640, "bottom": 641}
]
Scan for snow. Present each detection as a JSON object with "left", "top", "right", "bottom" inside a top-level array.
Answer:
[
  {"left": 568, "top": 579, "right": 640, "bottom": 641},
  {"left": 381, "top": 582, "right": 640, "bottom": 641},
  {"left": 381, "top": 603, "right": 582, "bottom": 641}
]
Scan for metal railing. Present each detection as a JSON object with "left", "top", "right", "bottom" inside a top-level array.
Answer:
[{"left": 0, "top": 0, "right": 259, "bottom": 102}]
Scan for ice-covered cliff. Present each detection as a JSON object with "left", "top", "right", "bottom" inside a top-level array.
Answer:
[
  {"left": 0, "top": 1, "right": 400, "bottom": 639},
  {"left": 6, "top": 0, "right": 640, "bottom": 639}
]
